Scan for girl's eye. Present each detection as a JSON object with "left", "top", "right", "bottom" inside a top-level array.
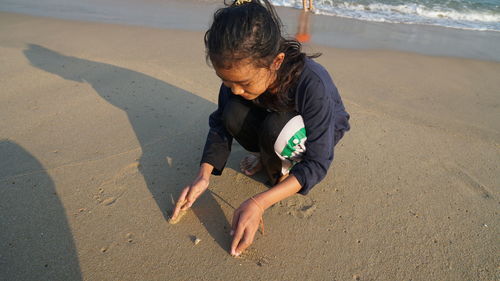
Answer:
[{"left": 241, "top": 83, "right": 251, "bottom": 87}]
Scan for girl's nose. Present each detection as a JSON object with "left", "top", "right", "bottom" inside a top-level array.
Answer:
[{"left": 231, "top": 85, "right": 244, "bottom": 95}]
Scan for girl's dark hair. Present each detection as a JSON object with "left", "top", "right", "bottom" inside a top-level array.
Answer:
[{"left": 204, "top": 0, "right": 319, "bottom": 111}]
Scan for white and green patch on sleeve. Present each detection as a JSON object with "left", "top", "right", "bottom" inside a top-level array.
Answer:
[{"left": 274, "top": 115, "right": 307, "bottom": 175}]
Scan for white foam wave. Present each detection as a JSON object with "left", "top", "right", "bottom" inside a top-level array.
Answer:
[
  {"left": 271, "top": 0, "right": 500, "bottom": 31},
  {"left": 343, "top": 2, "right": 500, "bottom": 22}
]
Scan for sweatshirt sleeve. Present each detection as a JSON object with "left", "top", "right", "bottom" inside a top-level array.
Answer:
[
  {"left": 200, "top": 84, "right": 233, "bottom": 175},
  {"left": 290, "top": 76, "right": 341, "bottom": 195}
]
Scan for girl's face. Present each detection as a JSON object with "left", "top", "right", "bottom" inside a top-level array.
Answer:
[{"left": 214, "top": 54, "right": 284, "bottom": 100}]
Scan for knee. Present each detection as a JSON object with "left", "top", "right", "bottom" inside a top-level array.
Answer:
[
  {"left": 259, "top": 114, "right": 282, "bottom": 144},
  {"left": 222, "top": 97, "right": 250, "bottom": 136},
  {"left": 259, "top": 112, "right": 299, "bottom": 152}
]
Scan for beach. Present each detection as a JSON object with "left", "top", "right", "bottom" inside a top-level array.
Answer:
[{"left": 0, "top": 2, "right": 499, "bottom": 280}]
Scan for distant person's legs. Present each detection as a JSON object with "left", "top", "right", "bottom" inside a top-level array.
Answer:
[
  {"left": 302, "top": 0, "right": 314, "bottom": 12},
  {"left": 295, "top": 10, "right": 311, "bottom": 43}
]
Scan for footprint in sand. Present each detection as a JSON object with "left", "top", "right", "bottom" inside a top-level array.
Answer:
[
  {"left": 102, "top": 197, "right": 117, "bottom": 206},
  {"left": 94, "top": 161, "right": 141, "bottom": 206},
  {"left": 277, "top": 195, "right": 316, "bottom": 218}
]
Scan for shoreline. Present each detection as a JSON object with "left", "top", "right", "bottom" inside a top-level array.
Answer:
[{"left": 1, "top": 0, "right": 499, "bottom": 61}]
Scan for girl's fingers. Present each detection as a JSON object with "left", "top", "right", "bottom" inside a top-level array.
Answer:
[
  {"left": 230, "top": 202, "right": 262, "bottom": 256},
  {"left": 231, "top": 208, "right": 241, "bottom": 236},
  {"left": 235, "top": 229, "right": 254, "bottom": 255},
  {"left": 230, "top": 221, "right": 244, "bottom": 256},
  {"left": 185, "top": 189, "right": 199, "bottom": 209},
  {"left": 172, "top": 187, "right": 189, "bottom": 218},
  {"left": 184, "top": 189, "right": 201, "bottom": 210},
  {"left": 183, "top": 178, "right": 209, "bottom": 210}
]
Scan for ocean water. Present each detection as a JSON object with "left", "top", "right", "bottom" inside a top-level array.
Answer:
[
  {"left": 271, "top": 0, "right": 500, "bottom": 31},
  {"left": 1, "top": 0, "right": 499, "bottom": 60}
]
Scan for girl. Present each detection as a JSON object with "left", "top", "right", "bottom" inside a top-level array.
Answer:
[{"left": 171, "top": 0, "right": 350, "bottom": 257}]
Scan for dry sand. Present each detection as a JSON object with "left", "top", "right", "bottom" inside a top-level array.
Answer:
[{"left": 0, "top": 11, "right": 499, "bottom": 281}]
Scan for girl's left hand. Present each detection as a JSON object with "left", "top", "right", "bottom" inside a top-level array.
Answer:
[{"left": 230, "top": 198, "right": 264, "bottom": 257}]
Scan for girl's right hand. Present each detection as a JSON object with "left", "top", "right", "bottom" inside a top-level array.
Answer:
[{"left": 171, "top": 176, "right": 209, "bottom": 220}]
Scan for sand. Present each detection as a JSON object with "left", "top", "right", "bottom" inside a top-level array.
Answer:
[{"left": 0, "top": 11, "right": 498, "bottom": 281}]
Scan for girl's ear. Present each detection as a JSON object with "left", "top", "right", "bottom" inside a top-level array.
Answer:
[{"left": 272, "top": 52, "right": 285, "bottom": 70}]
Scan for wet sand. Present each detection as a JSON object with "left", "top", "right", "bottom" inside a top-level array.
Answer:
[{"left": 0, "top": 11, "right": 499, "bottom": 281}]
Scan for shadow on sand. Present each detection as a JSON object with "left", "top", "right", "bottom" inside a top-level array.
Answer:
[
  {"left": 23, "top": 44, "right": 232, "bottom": 252},
  {"left": 0, "top": 140, "right": 82, "bottom": 280}
]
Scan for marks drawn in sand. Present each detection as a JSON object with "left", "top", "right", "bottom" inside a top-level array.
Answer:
[
  {"left": 237, "top": 247, "right": 271, "bottom": 267},
  {"left": 444, "top": 162, "right": 493, "bottom": 200}
]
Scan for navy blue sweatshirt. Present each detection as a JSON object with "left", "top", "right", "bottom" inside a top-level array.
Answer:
[{"left": 201, "top": 58, "right": 350, "bottom": 195}]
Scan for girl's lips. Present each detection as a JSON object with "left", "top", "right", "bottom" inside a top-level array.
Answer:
[{"left": 241, "top": 94, "right": 258, "bottom": 100}]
